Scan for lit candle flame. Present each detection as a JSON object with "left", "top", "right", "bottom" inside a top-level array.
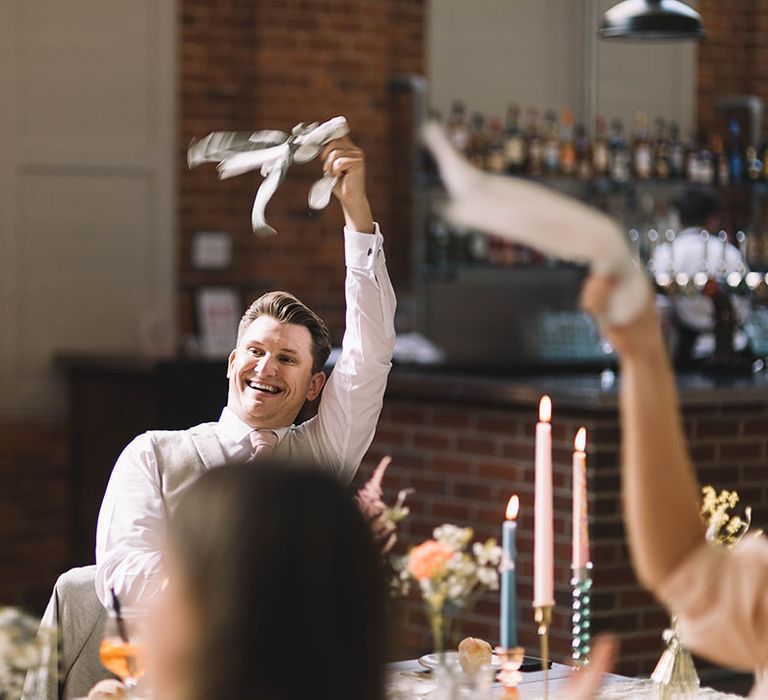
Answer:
[
  {"left": 574, "top": 427, "right": 587, "bottom": 453},
  {"left": 538, "top": 395, "right": 552, "bottom": 423},
  {"left": 505, "top": 494, "right": 520, "bottom": 520}
]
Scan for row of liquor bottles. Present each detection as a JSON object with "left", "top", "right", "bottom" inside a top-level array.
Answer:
[{"left": 438, "top": 101, "right": 768, "bottom": 186}]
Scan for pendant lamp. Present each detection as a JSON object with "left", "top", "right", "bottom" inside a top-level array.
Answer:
[{"left": 599, "top": 0, "right": 705, "bottom": 40}]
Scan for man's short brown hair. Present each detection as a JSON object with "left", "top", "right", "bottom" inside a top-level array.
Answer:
[{"left": 237, "top": 291, "right": 331, "bottom": 373}]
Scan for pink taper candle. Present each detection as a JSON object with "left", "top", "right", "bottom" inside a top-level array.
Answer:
[
  {"left": 572, "top": 427, "right": 590, "bottom": 570},
  {"left": 533, "top": 395, "right": 554, "bottom": 607}
]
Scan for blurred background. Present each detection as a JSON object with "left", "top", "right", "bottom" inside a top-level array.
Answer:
[{"left": 1, "top": 0, "right": 766, "bottom": 689}]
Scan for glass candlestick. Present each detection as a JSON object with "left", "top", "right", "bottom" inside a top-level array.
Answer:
[
  {"left": 651, "top": 616, "right": 700, "bottom": 699},
  {"left": 571, "top": 562, "right": 593, "bottom": 667},
  {"left": 495, "top": 646, "right": 524, "bottom": 699}
]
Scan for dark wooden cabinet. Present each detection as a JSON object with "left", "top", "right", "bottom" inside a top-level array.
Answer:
[{"left": 58, "top": 354, "right": 228, "bottom": 565}]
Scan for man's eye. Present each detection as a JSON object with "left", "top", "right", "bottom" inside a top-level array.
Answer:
[
  {"left": 280, "top": 356, "right": 296, "bottom": 364},
  {"left": 249, "top": 348, "right": 264, "bottom": 356}
]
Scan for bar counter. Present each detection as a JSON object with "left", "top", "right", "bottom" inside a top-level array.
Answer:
[{"left": 385, "top": 365, "right": 768, "bottom": 409}]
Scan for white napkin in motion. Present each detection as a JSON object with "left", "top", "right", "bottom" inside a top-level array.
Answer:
[
  {"left": 188, "top": 116, "right": 350, "bottom": 236},
  {"left": 421, "top": 122, "right": 650, "bottom": 325}
]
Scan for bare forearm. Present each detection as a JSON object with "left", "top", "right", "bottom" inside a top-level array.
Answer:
[
  {"left": 620, "top": 345, "right": 704, "bottom": 590},
  {"left": 342, "top": 195, "right": 374, "bottom": 234}
]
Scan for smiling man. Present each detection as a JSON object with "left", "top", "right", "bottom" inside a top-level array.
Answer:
[{"left": 94, "top": 135, "right": 396, "bottom": 607}]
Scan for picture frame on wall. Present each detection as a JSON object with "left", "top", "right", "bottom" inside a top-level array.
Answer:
[
  {"left": 191, "top": 230, "right": 233, "bottom": 270},
  {"left": 195, "top": 287, "right": 241, "bottom": 358}
]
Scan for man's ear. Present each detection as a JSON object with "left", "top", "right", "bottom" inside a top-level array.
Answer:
[
  {"left": 226, "top": 348, "right": 237, "bottom": 379},
  {"left": 306, "top": 371, "right": 326, "bottom": 401}
]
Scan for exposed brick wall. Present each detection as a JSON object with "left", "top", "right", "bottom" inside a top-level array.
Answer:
[
  {"left": 355, "top": 388, "right": 768, "bottom": 675},
  {"left": 697, "top": 1, "right": 768, "bottom": 134},
  {"left": 179, "top": 0, "right": 426, "bottom": 342},
  {"left": 178, "top": 0, "right": 260, "bottom": 340},
  {"left": 0, "top": 421, "right": 71, "bottom": 614}
]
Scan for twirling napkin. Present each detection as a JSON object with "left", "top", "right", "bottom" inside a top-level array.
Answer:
[
  {"left": 188, "top": 116, "right": 350, "bottom": 236},
  {"left": 421, "top": 122, "right": 650, "bottom": 325}
]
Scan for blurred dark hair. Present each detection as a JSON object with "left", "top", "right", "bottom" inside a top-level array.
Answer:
[
  {"left": 169, "top": 462, "right": 387, "bottom": 700},
  {"left": 676, "top": 187, "right": 721, "bottom": 229}
]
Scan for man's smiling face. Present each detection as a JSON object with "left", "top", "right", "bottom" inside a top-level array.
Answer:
[{"left": 226, "top": 315, "right": 326, "bottom": 430}]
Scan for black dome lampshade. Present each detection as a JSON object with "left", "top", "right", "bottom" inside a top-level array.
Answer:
[{"left": 599, "top": 0, "right": 706, "bottom": 40}]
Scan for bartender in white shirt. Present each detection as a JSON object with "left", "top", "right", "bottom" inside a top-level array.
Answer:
[
  {"left": 95, "top": 135, "right": 397, "bottom": 607},
  {"left": 652, "top": 187, "right": 749, "bottom": 365}
]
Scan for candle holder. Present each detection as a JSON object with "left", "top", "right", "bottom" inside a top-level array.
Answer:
[
  {"left": 494, "top": 646, "right": 525, "bottom": 699},
  {"left": 571, "top": 562, "right": 593, "bottom": 668},
  {"left": 534, "top": 604, "right": 553, "bottom": 700}
]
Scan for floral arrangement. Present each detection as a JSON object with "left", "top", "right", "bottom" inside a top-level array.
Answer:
[
  {"left": 355, "top": 456, "right": 413, "bottom": 555},
  {"left": 396, "top": 525, "right": 503, "bottom": 653},
  {"left": 700, "top": 485, "right": 759, "bottom": 547},
  {"left": 356, "top": 458, "right": 503, "bottom": 654},
  {"left": 0, "top": 607, "right": 48, "bottom": 700}
]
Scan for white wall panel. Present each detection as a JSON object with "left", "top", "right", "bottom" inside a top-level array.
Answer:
[
  {"left": 595, "top": 0, "right": 696, "bottom": 133},
  {"left": 14, "top": 171, "right": 153, "bottom": 396},
  {"left": 428, "top": 0, "right": 696, "bottom": 132},
  {"left": 0, "top": 0, "right": 176, "bottom": 416},
  {"left": 428, "top": 0, "right": 584, "bottom": 122},
  {"left": 16, "top": 0, "right": 154, "bottom": 153}
]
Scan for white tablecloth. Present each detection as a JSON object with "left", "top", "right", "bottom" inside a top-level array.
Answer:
[{"left": 386, "top": 660, "right": 745, "bottom": 699}]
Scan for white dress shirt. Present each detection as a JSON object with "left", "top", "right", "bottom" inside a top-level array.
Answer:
[
  {"left": 652, "top": 227, "right": 749, "bottom": 332},
  {"left": 95, "top": 225, "right": 396, "bottom": 606}
]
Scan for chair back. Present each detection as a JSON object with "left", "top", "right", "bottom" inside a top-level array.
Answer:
[{"left": 22, "top": 565, "right": 114, "bottom": 700}]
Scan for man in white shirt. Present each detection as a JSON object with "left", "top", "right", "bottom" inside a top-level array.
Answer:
[
  {"left": 95, "top": 135, "right": 396, "bottom": 607},
  {"left": 652, "top": 187, "right": 749, "bottom": 364}
]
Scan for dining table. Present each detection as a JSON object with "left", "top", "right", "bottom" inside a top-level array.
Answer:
[
  {"left": 385, "top": 658, "right": 746, "bottom": 699},
  {"left": 72, "top": 659, "right": 747, "bottom": 699}
]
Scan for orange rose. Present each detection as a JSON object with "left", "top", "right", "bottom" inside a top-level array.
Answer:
[{"left": 407, "top": 540, "right": 453, "bottom": 581}]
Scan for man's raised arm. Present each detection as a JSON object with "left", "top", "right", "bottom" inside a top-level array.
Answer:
[{"left": 300, "top": 136, "right": 396, "bottom": 480}]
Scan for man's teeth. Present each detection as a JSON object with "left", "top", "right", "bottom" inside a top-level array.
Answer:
[{"left": 246, "top": 380, "right": 280, "bottom": 394}]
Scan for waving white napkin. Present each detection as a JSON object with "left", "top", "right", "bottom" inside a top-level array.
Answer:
[
  {"left": 188, "top": 116, "right": 350, "bottom": 236},
  {"left": 421, "top": 122, "right": 650, "bottom": 325}
]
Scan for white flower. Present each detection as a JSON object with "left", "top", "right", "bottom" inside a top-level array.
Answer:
[
  {"left": 0, "top": 606, "right": 49, "bottom": 697},
  {"left": 477, "top": 566, "right": 499, "bottom": 588},
  {"left": 433, "top": 524, "right": 473, "bottom": 551},
  {"left": 473, "top": 540, "right": 502, "bottom": 567}
]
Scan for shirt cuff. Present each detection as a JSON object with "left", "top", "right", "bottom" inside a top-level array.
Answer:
[{"left": 344, "top": 222, "right": 384, "bottom": 271}]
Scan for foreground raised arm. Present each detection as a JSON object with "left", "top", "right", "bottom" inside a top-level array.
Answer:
[
  {"left": 580, "top": 276, "right": 704, "bottom": 591},
  {"left": 582, "top": 277, "right": 768, "bottom": 678}
]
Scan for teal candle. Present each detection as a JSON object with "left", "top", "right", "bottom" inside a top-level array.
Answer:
[{"left": 500, "top": 495, "right": 519, "bottom": 648}]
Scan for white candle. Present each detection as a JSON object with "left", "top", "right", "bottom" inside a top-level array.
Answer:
[
  {"left": 572, "top": 427, "right": 590, "bottom": 571},
  {"left": 534, "top": 395, "right": 554, "bottom": 607}
]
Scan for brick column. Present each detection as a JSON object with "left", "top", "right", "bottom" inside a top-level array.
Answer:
[
  {"left": 698, "top": 0, "right": 768, "bottom": 134},
  {"left": 179, "top": 0, "right": 426, "bottom": 341}
]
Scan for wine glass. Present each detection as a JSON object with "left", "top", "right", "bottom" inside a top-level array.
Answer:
[{"left": 99, "top": 607, "right": 147, "bottom": 694}]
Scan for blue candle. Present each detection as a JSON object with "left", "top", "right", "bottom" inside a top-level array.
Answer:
[{"left": 500, "top": 495, "right": 519, "bottom": 648}]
